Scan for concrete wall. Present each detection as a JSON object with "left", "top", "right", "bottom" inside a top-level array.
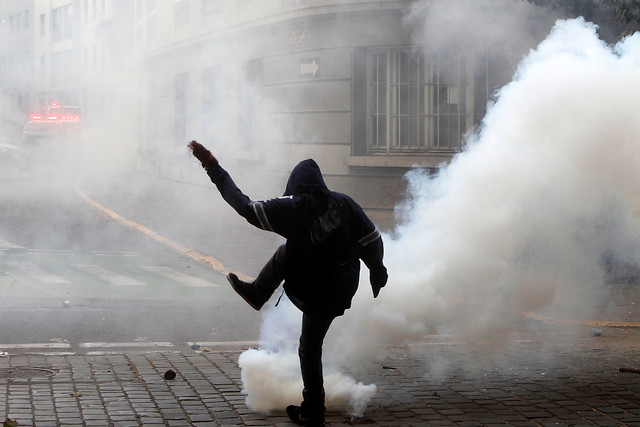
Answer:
[{"left": 133, "top": 2, "right": 480, "bottom": 229}]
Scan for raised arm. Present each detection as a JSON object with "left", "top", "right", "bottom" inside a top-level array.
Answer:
[{"left": 188, "top": 141, "right": 261, "bottom": 228}]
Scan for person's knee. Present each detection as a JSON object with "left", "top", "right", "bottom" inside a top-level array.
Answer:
[{"left": 298, "top": 339, "right": 322, "bottom": 361}]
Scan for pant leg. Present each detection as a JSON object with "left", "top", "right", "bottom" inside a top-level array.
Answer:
[
  {"left": 298, "top": 313, "right": 335, "bottom": 416},
  {"left": 254, "top": 244, "right": 286, "bottom": 302}
]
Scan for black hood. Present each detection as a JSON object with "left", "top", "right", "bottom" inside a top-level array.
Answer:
[{"left": 283, "top": 159, "right": 328, "bottom": 196}]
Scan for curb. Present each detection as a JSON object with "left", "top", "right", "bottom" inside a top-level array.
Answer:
[
  {"left": 522, "top": 311, "right": 640, "bottom": 329},
  {"left": 74, "top": 178, "right": 254, "bottom": 282}
]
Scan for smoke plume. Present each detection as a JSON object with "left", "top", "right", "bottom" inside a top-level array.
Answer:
[{"left": 238, "top": 17, "right": 640, "bottom": 416}]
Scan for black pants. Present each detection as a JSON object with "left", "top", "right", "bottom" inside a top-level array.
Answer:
[
  {"left": 254, "top": 244, "right": 286, "bottom": 303},
  {"left": 299, "top": 312, "right": 335, "bottom": 415},
  {"left": 255, "top": 244, "right": 335, "bottom": 415}
]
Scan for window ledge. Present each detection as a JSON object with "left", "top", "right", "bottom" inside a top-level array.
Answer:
[{"left": 346, "top": 155, "right": 454, "bottom": 168}]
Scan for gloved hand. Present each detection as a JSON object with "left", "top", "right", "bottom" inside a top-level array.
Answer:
[
  {"left": 370, "top": 267, "right": 388, "bottom": 298},
  {"left": 188, "top": 141, "right": 218, "bottom": 169}
]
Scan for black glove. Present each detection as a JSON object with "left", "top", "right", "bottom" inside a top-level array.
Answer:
[
  {"left": 188, "top": 141, "right": 218, "bottom": 169},
  {"left": 370, "top": 267, "right": 388, "bottom": 298}
]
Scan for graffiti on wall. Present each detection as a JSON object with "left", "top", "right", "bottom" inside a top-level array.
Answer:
[{"left": 378, "top": 181, "right": 404, "bottom": 208}]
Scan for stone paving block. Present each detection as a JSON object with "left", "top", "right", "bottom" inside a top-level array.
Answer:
[
  {"left": 189, "top": 413, "right": 215, "bottom": 422},
  {"left": 163, "top": 410, "right": 189, "bottom": 420},
  {"left": 57, "top": 417, "right": 83, "bottom": 424}
]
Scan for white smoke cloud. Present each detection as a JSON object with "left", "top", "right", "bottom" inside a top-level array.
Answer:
[
  {"left": 335, "top": 17, "right": 640, "bottom": 355},
  {"left": 404, "top": 0, "right": 558, "bottom": 57},
  {"left": 238, "top": 17, "right": 640, "bottom": 416},
  {"left": 238, "top": 346, "right": 376, "bottom": 416}
]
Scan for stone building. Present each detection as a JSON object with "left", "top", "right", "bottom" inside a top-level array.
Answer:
[
  {"left": 131, "top": 0, "right": 527, "bottom": 227},
  {"left": 3, "top": 0, "right": 552, "bottom": 227}
]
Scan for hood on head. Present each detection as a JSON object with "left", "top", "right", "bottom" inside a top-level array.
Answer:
[{"left": 284, "top": 159, "right": 327, "bottom": 196}]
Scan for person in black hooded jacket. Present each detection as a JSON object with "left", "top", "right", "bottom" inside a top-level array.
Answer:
[{"left": 188, "top": 141, "right": 387, "bottom": 426}]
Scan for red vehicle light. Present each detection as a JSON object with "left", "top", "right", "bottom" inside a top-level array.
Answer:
[
  {"left": 30, "top": 113, "right": 43, "bottom": 120},
  {"left": 47, "top": 115, "right": 58, "bottom": 121}
]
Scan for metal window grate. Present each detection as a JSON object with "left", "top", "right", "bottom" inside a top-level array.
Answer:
[{"left": 368, "top": 48, "right": 471, "bottom": 153}]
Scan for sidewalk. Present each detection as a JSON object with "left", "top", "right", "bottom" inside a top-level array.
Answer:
[
  {"left": 1, "top": 170, "right": 638, "bottom": 426},
  {"left": 1, "top": 329, "right": 639, "bottom": 426}
]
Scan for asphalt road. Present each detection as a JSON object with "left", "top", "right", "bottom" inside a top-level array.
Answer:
[{"left": 0, "top": 159, "right": 262, "bottom": 351}]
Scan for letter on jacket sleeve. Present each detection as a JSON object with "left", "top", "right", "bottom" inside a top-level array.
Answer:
[
  {"left": 348, "top": 198, "right": 388, "bottom": 292},
  {"left": 206, "top": 164, "right": 299, "bottom": 237}
]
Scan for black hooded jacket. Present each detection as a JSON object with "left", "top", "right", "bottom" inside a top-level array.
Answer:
[{"left": 207, "top": 159, "right": 387, "bottom": 316}]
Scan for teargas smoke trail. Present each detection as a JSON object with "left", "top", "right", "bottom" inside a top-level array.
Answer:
[{"left": 238, "top": 19, "right": 640, "bottom": 415}]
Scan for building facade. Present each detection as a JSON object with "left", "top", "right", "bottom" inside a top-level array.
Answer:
[
  {"left": 0, "top": 0, "right": 35, "bottom": 133},
  {"left": 2, "top": 0, "right": 530, "bottom": 228},
  {"left": 130, "top": 0, "right": 522, "bottom": 227}
]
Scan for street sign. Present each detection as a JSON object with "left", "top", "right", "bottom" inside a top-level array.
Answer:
[{"left": 299, "top": 58, "right": 320, "bottom": 78}]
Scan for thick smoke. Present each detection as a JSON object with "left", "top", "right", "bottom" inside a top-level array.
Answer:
[
  {"left": 238, "top": 17, "right": 640, "bottom": 415},
  {"left": 404, "top": 0, "right": 558, "bottom": 58}
]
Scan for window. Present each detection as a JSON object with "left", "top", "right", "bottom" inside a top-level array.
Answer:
[
  {"left": 203, "top": 1, "right": 221, "bottom": 20},
  {"left": 51, "top": 52, "right": 61, "bottom": 84},
  {"left": 368, "top": 49, "right": 467, "bottom": 153},
  {"left": 63, "top": 50, "right": 73, "bottom": 83},
  {"left": 51, "top": 4, "right": 73, "bottom": 42},
  {"left": 51, "top": 10, "right": 60, "bottom": 40},
  {"left": 201, "top": 61, "right": 260, "bottom": 151},
  {"left": 175, "top": 1, "right": 190, "bottom": 32},
  {"left": 63, "top": 5, "right": 73, "bottom": 39},
  {"left": 174, "top": 72, "right": 187, "bottom": 146},
  {"left": 40, "top": 14, "right": 45, "bottom": 36},
  {"left": 147, "top": 15, "right": 157, "bottom": 44}
]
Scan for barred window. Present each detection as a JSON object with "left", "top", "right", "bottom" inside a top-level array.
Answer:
[
  {"left": 51, "top": 4, "right": 73, "bottom": 42},
  {"left": 368, "top": 49, "right": 467, "bottom": 153}
]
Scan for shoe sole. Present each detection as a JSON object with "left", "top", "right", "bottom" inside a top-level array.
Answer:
[
  {"left": 227, "top": 274, "right": 261, "bottom": 311},
  {"left": 286, "top": 405, "right": 325, "bottom": 426}
]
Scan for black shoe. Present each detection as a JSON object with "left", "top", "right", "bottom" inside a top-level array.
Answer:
[
  {"left": 226, "top": 273, "right": 264, "bottom": 310},
  {"left": 286, "top": 405, "right": 325, "bottom": 426}
]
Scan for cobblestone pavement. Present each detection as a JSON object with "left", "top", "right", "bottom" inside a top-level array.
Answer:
[{"left": 1, "top": 326, "right": 639, "bottom": 426}]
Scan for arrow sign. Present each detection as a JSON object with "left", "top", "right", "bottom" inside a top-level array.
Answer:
[{"left": 300, "top": 58, "right": 320, "bottom": 77}]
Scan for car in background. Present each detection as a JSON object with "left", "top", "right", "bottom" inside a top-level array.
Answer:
[
  {"left": 21, "top": 115, "right": 85, "bottom": 145},
  {"left": 21, "top": 118, "right": 67, "bottom": 144},
  {"left": 46, "top": 104, "right": 83, "bottom": 122}
]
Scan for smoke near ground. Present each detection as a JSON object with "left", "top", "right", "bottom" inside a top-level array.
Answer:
[{"left": 238, "top": 17, "right": 640, "bottom": 416}]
